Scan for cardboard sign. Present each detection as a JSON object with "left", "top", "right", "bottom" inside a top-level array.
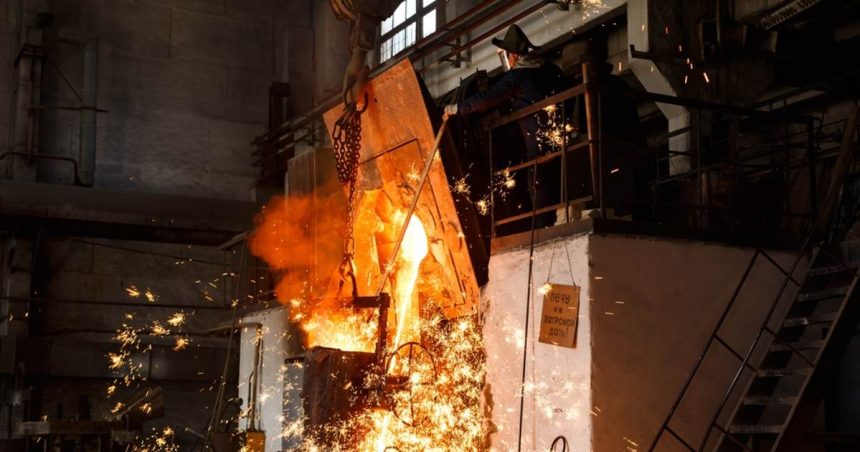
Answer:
[{"left": 538, "top": 284, "right": 580, "bottom": 348}]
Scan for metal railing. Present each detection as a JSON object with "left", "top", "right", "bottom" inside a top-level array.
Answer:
[
  {"left": 483, "top": 73, "right": 822, "bottom": 239},
  {"left": 484, "top": 81, "right": 593, "bottom": 234}
]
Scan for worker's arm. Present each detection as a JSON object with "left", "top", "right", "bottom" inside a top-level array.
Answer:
[{"left": 457, "top": 71, "right": 520, "bottom": 115}]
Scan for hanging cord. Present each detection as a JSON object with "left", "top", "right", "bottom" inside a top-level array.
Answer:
[
  {"left": 517, "top": 155, "right": 541, "bottom": 452},
  {"left": 544, "top": 238, "right": 577, "bottom": 287},
  {"left": 550, "top": 435, "right": 570, "bottom": 452},
  {"left": 203, "top": 244, "right": 246, "bottom": 448}
]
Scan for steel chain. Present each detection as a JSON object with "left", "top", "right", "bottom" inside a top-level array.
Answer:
[{"left": 331, "top": 100, "right": 366, "bottom": 296}]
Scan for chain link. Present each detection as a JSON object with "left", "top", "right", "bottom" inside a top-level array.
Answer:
[{"left": 331, "top": 99, "right": 366, "bottom": 296}]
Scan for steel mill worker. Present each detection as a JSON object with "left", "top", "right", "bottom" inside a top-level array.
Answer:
[{"left": 443, "top": 24, "right": 570, "bottom": 228}]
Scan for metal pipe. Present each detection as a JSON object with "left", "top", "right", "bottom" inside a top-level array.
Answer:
[
  {"left": 29, "top": 49, "right": 43, "bottom": 160},
  {"left": 247, "top": 323, "right": 263, "bottom": 431},
  {"left": 0, "top": 151, "right": 81, "bottom": 183},
  {"left": 57, "top": 30, "right": 99, "bottom": 187},
  {"left": 11, "top": 45, "right": 34, "bottom": 177},
  {"left": 79, "top": 38, "right": 99, "bottom": 186}
]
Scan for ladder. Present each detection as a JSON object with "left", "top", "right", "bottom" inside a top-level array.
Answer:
[
  {"left": 648, "top": 107, "right": 860, "bottom": 452},
  {"left": 713, "top": 244, "right": 860, "bottom": 451}
]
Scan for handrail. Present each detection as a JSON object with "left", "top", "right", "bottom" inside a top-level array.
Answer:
[
  {"left": 493, "top": 140, "right": 590, "bottom": 176},
  {"left": 484, "top": 84, "right": 589, "bottom": 130}
]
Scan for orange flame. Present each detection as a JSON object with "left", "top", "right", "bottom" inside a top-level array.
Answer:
[{"left": 250, "top": 180, "right": 488, "bottom": 450}]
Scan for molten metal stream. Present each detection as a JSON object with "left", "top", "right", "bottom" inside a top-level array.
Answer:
[{"left": 376, "top": 213, "right": 428, "bottom": 451}]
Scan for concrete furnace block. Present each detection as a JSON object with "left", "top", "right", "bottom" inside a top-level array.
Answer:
[
  {"left": 482, "top": 235, "right": 592, "bottom": 452},
  {"left": 80, "top": 0, "right": 171, "bottom": 58},
  {"left": 483, "top": 230, "right": 798, "bottom": 451},
  {"left": 170, "top": 8, "right": 273, "bottom": 72}
]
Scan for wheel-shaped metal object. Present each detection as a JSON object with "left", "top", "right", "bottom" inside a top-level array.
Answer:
[{"left": 384, "top": 341, "right": 438, "bottom": 427}]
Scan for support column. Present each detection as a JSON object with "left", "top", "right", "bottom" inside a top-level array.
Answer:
[{"left": 627, "top": 0, "right": 691, "bottom": 175}]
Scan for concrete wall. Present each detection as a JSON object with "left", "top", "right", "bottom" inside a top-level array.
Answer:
[
  {"left": 0, "top": 0, "right": 15, "bottom": 154},
  {"left": 30, "top": 0, "right": 298, "bottom": 199},
  {"left": 588, "top": 234, "right": 797, "bottom": 451},
  {"left": 483, "top": 234, "right": 592, "bottom": 451}
]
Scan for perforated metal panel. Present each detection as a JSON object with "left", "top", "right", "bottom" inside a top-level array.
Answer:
[{"left": 323, "top": 59, "right": 479, "bottom": 318}]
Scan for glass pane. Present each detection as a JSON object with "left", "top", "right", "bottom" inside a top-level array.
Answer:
[
  {"left": 406, "top": 0, "right": 416, "bottom": 18},
  {"left": 393, "top": 1, "right": 406, "bottom": 27},
  {"left": 422, "top": 11, "right": 436, "bottom": 37},
  {"left": 381, "top": 16, "right": 393, "bottom": 35},
  {"left": 423, "top": 0, "right": 435, "bottom": 7},
  {"left": 381, "top": 38, "right": 392, "bottom": 62},
  {"left": 405, "top": 22, "right": 416, "bottom": 47},
  {"left": 393, "top": 29, "right": 405, "bottom": 55}
]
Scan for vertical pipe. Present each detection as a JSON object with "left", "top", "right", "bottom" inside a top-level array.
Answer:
[
  {"left": 696, "top": 109, "right": 702, "bottom": 228},
  {"left": 29, "top": 53, "right": 43, "bottom": 159},
  {"left": 807, "top": 119, "right": 817, "bottom": 216},
  {"left": 561, "top": 101, "right": 569, "bottom": 223},
  {"left": 249, "top": 324, "right": 263, "bottom": 431},
  {"left": 582, "top": 63, "right": 600, "bottom": 210},
  {"left": 654, "top": 133, "right": 660, "bottom": 221},
  {"left": 489, "top": 130, "right": 495, "bottom": 238},
  {"left": 597, "top": 92, "right": 604, "bottom": 217},
  {"left": 78, "top": 38, "right": 99, "bottom": 186},
  {"left": 11, "top": 50, "right": 34, "bottom": 178}
]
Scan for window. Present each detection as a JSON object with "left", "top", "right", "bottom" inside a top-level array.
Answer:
[{"left": 378, "top": 0, "right": 439, "bottom": 63}]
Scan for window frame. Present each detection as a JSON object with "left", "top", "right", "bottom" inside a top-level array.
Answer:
[{"left": 377, "top": 0, "right": 444, "bottom": 64}]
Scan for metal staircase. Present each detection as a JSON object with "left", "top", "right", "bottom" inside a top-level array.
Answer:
[
  {"left": 648, "top": 108, "right": 860, "bottom": 452},
  {"left": 713, "top": 245, "right": 860, "bottom": 450}
]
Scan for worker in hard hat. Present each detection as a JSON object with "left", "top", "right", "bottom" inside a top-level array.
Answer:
[{"left": 443, "top": 24, "right": 570, "bottom": 228}]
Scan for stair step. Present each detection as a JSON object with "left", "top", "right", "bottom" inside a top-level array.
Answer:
[
  {"left": 783, "top": 311, "right": 838, "bottom": 327},
  {"left": 808, "top": 260, "right": 860, "bottom": 276},
  {"left": 742, "top": 396, "right": 798, "bottom": 406},
  {"left": 770, "top": 340, "right": 825, "bottom": 352},
  {"left": 727, "top": 424, "right": 784, "bottom": 434},
  {"left": 795, "top": 286, "right": 849, "bottom": 302},
  {"left": 757, "top": 367, "right": 813, "bottom": 377}
]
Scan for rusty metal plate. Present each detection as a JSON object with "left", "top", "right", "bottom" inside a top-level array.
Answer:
[{"left": 323, "top": 59, "right": 478, "bottom": 318}]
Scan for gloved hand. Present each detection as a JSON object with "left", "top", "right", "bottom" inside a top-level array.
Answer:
[{"left": 443, "top": 104, "right": 458, "bottom": 119}]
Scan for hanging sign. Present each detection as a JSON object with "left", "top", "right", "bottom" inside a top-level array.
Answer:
[{"left": 538, "top": 284, "right": 580, "bottom": 348}]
